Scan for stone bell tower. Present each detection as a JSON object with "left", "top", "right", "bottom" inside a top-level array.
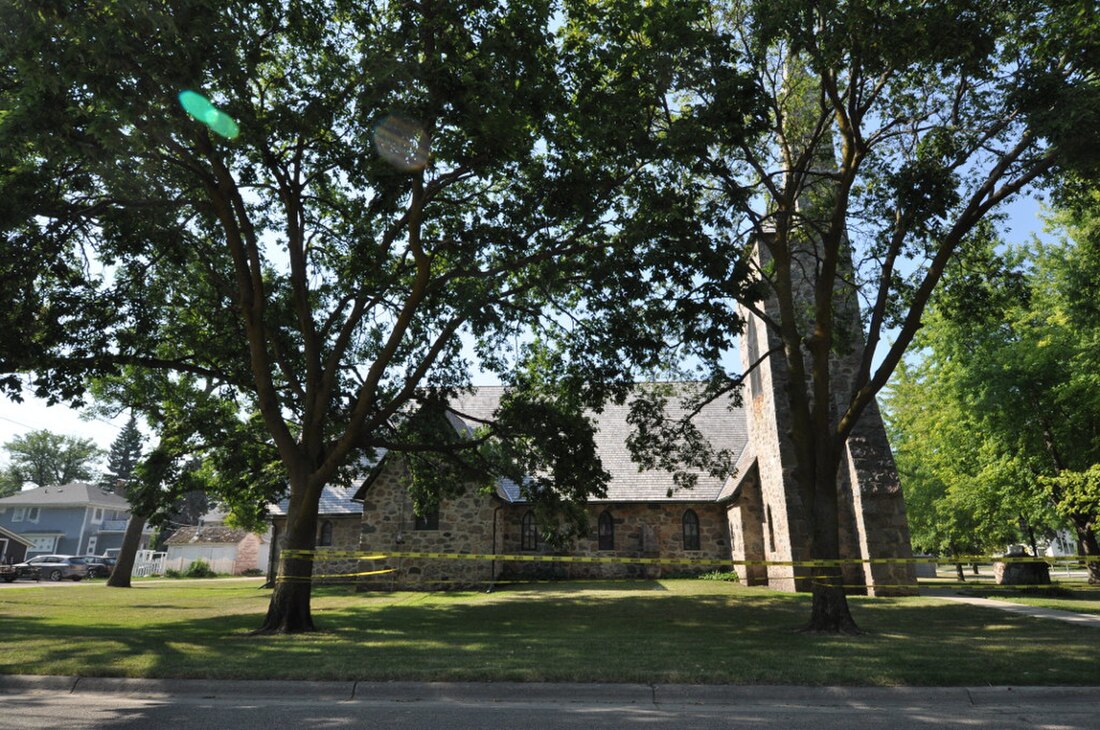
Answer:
[{"left": 727, "top": 235, "right": 918, "bottom": 596}]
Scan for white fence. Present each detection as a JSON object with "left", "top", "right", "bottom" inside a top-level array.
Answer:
[{"left": 133, "top": 551, "right": 167, "bottom": 577}]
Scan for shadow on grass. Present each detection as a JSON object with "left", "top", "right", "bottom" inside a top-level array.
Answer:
[{"left": 2, "top": 581, "right": 1099, "bottom": 685}]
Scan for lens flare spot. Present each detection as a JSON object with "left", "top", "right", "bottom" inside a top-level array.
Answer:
[
  {"left": 373, "top": 115, "right": 429, "bottom": 172},
  {"left": 179, "top": 90, "right": 240, "bottom": 140}
]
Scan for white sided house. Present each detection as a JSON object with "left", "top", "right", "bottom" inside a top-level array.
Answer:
[{"left": 163, "top": 525, "right": 269, "bottom": 575}]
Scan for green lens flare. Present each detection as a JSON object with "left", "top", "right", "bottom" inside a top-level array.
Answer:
[{"left": 178, "top": 90, "right": 240, "bottom": 140}]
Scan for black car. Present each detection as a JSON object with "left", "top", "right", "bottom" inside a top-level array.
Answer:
[
  {"left": 84, "top": 556, "right": 117, "bottom": 579},
  {"left": 15, "top": 555, "right": 88, "bottom": 582}
]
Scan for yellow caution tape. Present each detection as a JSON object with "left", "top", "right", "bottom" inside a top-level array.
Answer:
[
  {"left": 275, "top": 568, "right": 396, "bottom": 583},
  {"left": 279, "top": 548, "right": 1098, "bottom": 569}
]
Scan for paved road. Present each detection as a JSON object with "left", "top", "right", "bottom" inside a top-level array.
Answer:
[{"left": 2, "top": 677, "right": 1098, "bottom": 729}]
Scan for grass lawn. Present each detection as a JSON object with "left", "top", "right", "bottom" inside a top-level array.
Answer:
[
  {"left": 1, "top": 579, "right": 1098, "bottom": 686},
  {"left": 951, "top": 583, "right": 1100, "bottom": 616}
]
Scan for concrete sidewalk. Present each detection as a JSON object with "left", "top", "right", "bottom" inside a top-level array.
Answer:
[
  {"left": 922, "top": 588, "right": 1100, "bottom": 628},
  {"left": 1, "top": 674, "right": 1097, "bottom": 708}
]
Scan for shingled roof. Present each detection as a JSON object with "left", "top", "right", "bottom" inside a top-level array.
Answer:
[
  {"left": 164, "top": 526, "right": 253, "bottom": 545},
  {"left": 357, "top": 385, "right": 748, "bottom": 504},
  {"left": 270, "top": 483, "right": 363, "bottom": 517},
  {"left": 0, "top": 482, "right": 131, "bottom": 509}
]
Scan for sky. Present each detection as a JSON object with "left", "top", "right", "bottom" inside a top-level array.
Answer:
[{"left": 0, "top": 194, "right": 1054, "bottom": 466}]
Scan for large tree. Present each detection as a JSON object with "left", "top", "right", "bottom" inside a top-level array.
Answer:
[
  {"left": 0, "top": 430, "right": 103, "bottom": 490},
  {"left": 628, "top": 0, "right": 1100, "bottom": 631},
  {"left": 0, "top": 0, "right": 751, "bottom": 630},
  {"left": 886, "top": 206, "right": 1100, "bottom": 581}
]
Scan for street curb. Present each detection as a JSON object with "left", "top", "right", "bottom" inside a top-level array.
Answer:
[
  {"left": 654, "top": 685, "right": 972, "bottom": 707},
  {"left": 351, "top": 681, "right": 653, "bottom": 704},
  {"left": 1, "top": 675, "right": 1098, "bottom": 708}
]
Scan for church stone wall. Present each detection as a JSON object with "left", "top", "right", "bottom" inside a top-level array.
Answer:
[
  {"left": 498, "top": 502, "right": 729, "bottom": 581},
  {"left": 269, "top": 514, "right": 362, "bottom": 582},
  {"left": 356, "top": 459, "right": 501, "bottom": 590}
]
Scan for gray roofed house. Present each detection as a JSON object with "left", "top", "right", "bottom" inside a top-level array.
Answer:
[
  {"left": 0, "top": 482, "right": 152, "bottom": 557},
  {"left": 342, "top": 383, "right": 753, "bottom": 589}
]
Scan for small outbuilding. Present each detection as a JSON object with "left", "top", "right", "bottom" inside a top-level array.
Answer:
[{"left": 163, "top": 526, "right": 268, "bottom": 575}]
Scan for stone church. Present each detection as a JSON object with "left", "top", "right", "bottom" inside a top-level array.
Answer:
[
  {"left": 272, "top": 326, "right": 916, "bottom": 596},
  {"left": 271, "top": 228, "right": 917, "bottom": 596}
]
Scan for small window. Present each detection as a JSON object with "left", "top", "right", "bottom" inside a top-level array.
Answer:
[
  {"left": 318, "top": 520, "right": 334, "bottom": 547},
  {"left": 521, "top": 511, "right": 539, "bottom": 551},
  {"left": 27, "top": 507, "right": 39, "bottom": 522},
  {"left": 414, "top": 508, "right": 439, "bottom": 531},
  {"left": 597, "top": 510, "right": 614, "bottom": 551},
  {"left": 92, "top": 507, "right": 103, "bottom": 523},
  {"left": 682, "top": 509, "right": 700, "bottom": 551},
  {"left": 13, "top": 508, "right": 26, "bottom": 523}
]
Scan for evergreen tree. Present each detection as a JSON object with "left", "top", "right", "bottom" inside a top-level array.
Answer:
[{"left": 100, "top": 415, "right": 143, "bottom": 493}]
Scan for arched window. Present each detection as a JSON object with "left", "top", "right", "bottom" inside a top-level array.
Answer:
[
  {"left": 598, "top": 510, "right": 614, "bottom": 551},
  {"left": 521, "top": 511, "right": 539, "bottom": 551},
  {"left": 682, "top": 510, "right": 700, "bottom": 551},
  {"left": 318, "top": 520, "right": 334, "bottom": 547}
]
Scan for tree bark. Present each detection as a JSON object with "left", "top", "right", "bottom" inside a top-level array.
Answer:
[
  {"left": 802, "top": 460, "right": 860, "bottom": 633},
  {"left": 106, "top": 512, "right": 148, "bottom": 588},
  {"left": 254, "top": 480, "right": 320, "bottom": 634},
  {"left": 806, "top": 568, "right": 861, "bottom": 633},
  {"left": 1071, "top": 519, "right": 1100, "bottom": 584}
]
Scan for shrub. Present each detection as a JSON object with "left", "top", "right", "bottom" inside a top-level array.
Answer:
[
  {"left": 164, "top": 569, "right": 182, "bottom": 579},
  {"left": 183, "top": 560, "right": 217, "bottom": 579},
  {"left": 241, "top": 568, "right": 264, "bottom": 577},
  {"left": 696, "top": 570, "right": 740, "bottom": 582}
]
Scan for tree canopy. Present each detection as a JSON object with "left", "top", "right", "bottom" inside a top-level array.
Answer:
[
  {"left": 884, "top": 204, "right": 1100, "bottom": 580},
  {"left": 623, "top": 0, "right": 1100, "bottom": 629},
  {"left": 0, "top": 0, "right": 754, "bottom": 630},
  {"left": 2, "top": 0, "right": 1099, "bottom": 633},
  {"left": 0, "top": 430, "right": 103, "bottom": 493}
]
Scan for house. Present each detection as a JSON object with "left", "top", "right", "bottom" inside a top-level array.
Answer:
[
  {"left": 0, "top": 482, "right": 153, "bottom": 556},
  {"left": 0, "top": 525, "right": 33, "bottom": 564},
  {"left": 268, "top": 484, "right": 364, "bottom": 582},
  {"left": 163, "top": 525, "right": 269, "bottom": 575}
]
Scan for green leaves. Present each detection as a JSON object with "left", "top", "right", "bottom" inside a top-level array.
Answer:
[{"left": 0, "top": 430, "right": 103, "bottom": 489}]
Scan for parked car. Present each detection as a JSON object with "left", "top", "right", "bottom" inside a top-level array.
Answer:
[
  {"left": 84, "top": 556, "right": 117, "bottom": 579},
  {"left": 15, "top": 555, "right": 88, "bottom": 582}
]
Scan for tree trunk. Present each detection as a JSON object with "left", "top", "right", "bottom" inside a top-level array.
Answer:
[
  {"left": 955, "top": 563, "right": 965, "bottom": 581},
  {"left": 107, "top": 512, "right": 148, "bottom": 588},
  {"left": 254, "top": 481, "right": 320, "bottom": 634},
  {"left": 1071, "top": 519, "right": 1100, "bottom": 584},
  {"left": 802, "top": 463, "right": 860, "bottom": 634},
  {"left": 806, "top": 568, "right": 861, "bottom": 633}
]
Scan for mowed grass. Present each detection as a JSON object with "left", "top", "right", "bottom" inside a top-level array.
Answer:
[
  {"left": 953, "top": 583, "right": 1100, "bottom": 616},
  {"left": 1, "top": 579, "right": 1098, "bottom": 685}
]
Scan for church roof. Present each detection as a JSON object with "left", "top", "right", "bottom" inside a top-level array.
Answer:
[
  {"left": 270, "top": 483, "right": 363, "bottom": 517},
  {"left": 443, "top": 385, "right": 749, "bottom": 503}
]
